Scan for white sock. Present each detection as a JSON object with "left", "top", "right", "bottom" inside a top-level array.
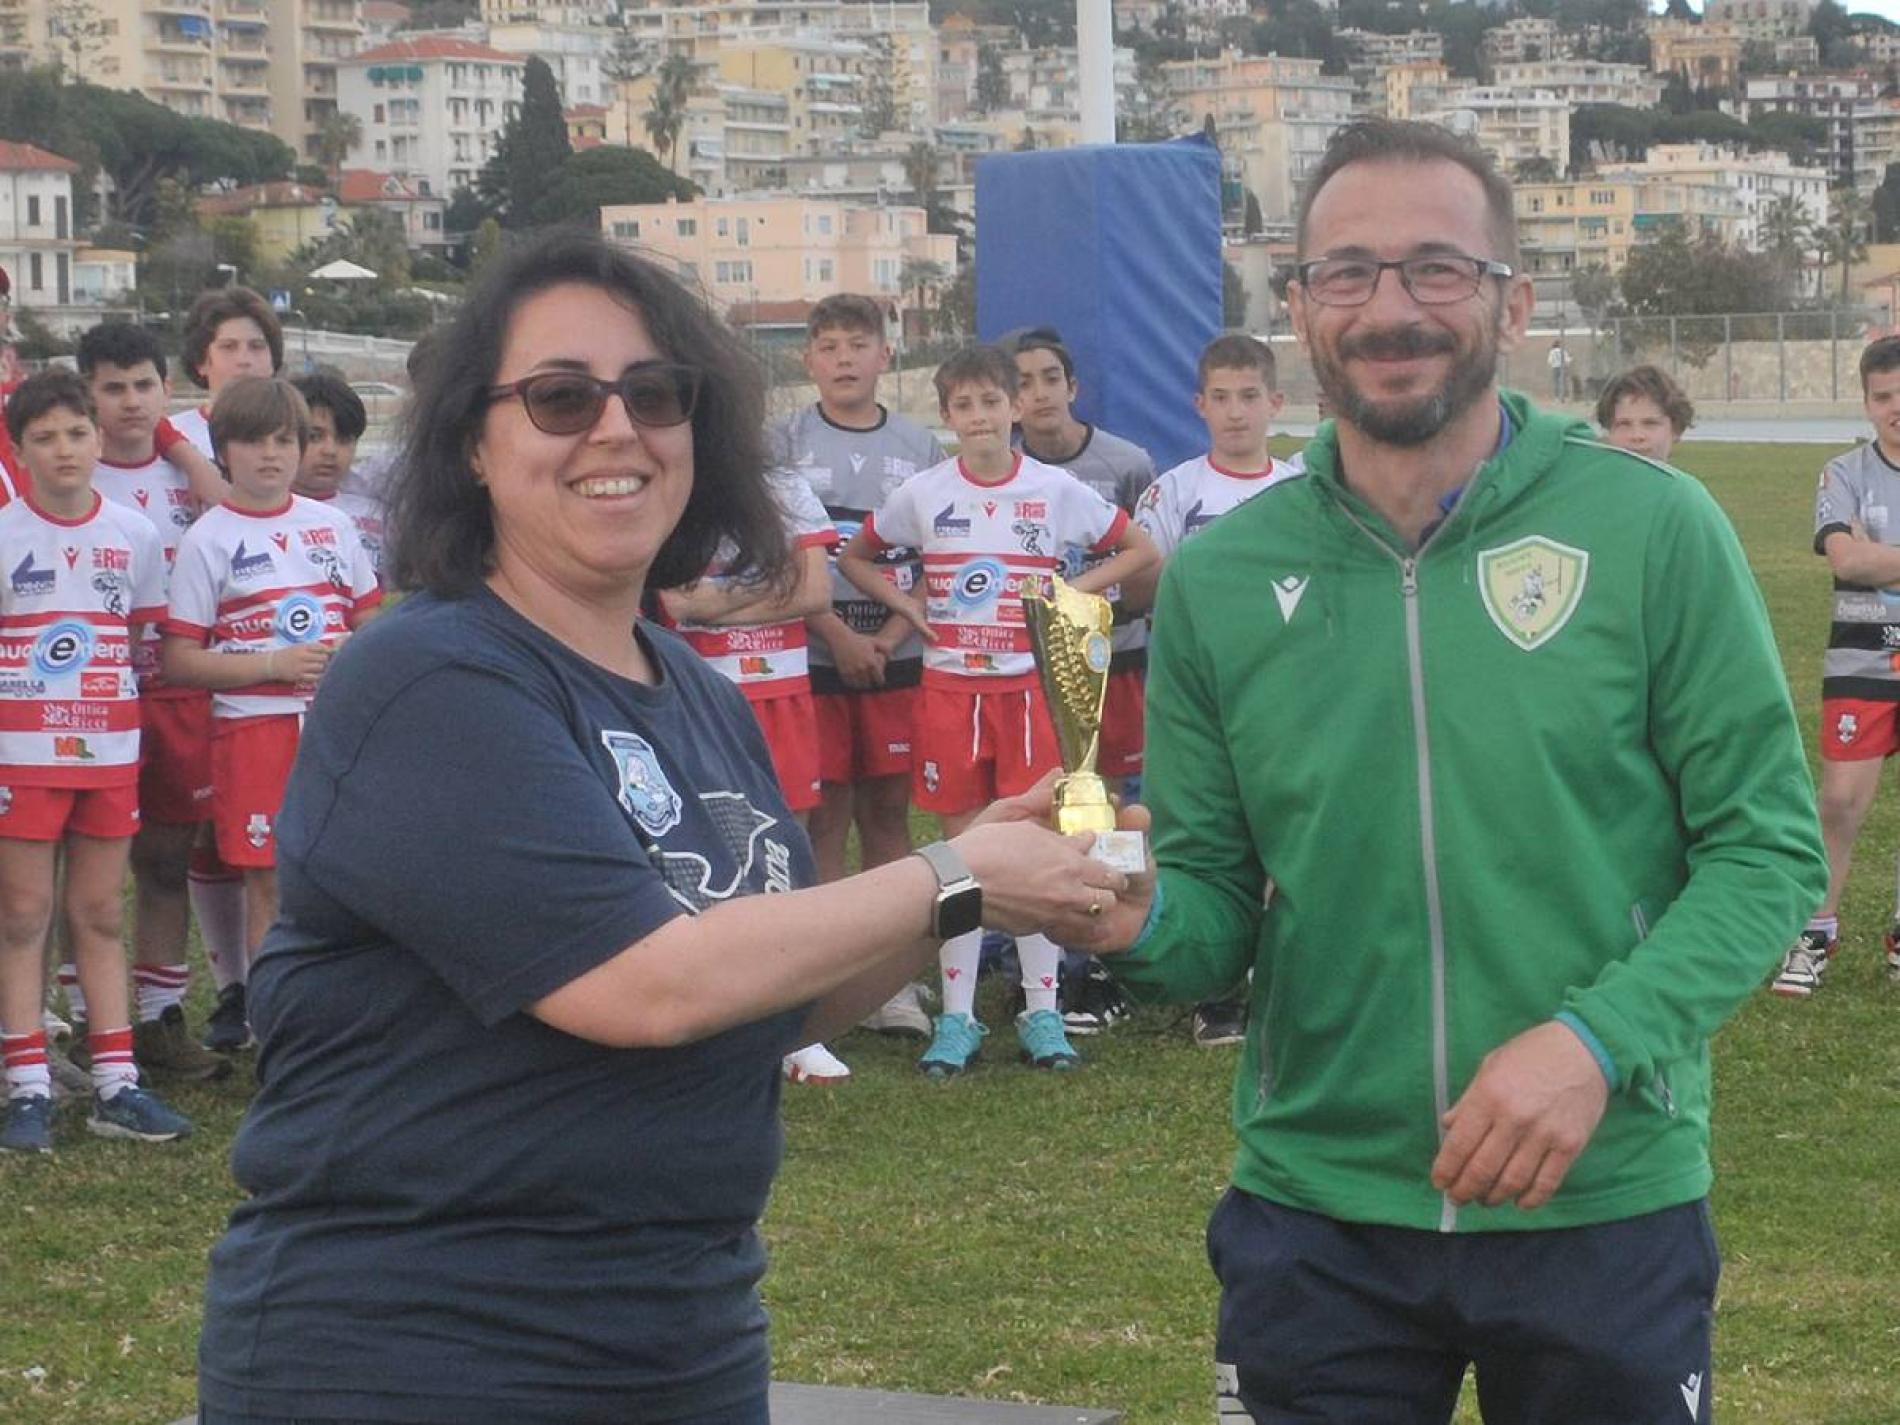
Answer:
[
  {"left": 133, "top": 963, "right": 190, "bottom": 1022},
  {"left": 88, "top": 1025, "right": 139, "bottom": 1101},
  {"left": 3, "top": 1030, "right": 50, "bottom": 1100},
  {"left": 57, "top": 962, "right": 87, "bottom": 1021},
  {"left": 939, "top": 931, "right": 982, "bottom": 1018},
  {"left": 1018, "top": 933, "right": 1061, "bottom": 1015},
  {"left": 190, "top": 873, "right": 248, "bottom": 989}
]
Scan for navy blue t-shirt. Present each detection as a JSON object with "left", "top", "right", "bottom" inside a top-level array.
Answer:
[{"left": 198, "top": 588, "right": 814, "bottom": 1424}]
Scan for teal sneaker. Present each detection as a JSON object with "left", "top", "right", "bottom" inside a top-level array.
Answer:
[
  {"left": 918, "top": 1012, "right": 986, "bottom": 1079},
  {"left": 1, "top": 1095, "right": 53, "bottom": 1154},
  {"left": 1016, "top": 1008, "right": 1081, "bottom": 1071},
  {"left": 87, "top": 1086, "right": 192, "bottom": 1143}
]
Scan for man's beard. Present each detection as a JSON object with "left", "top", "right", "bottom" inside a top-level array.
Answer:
[{"left": 1313, "top": 321, "right": 1499, "bottom": 448}]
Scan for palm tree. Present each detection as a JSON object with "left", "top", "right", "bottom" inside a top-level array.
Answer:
[
  {"left": 314, "top": 110, "right": 363, "bottom": 184},
  {"left": 1819, "top": 184, "right": 1870, "bottom": 307},
  {"left": 1760, "top": 192, "right": 1813, "bottom": 300},
  {"left": 643, "top": 55, "right": 695, "bottom": 176}
]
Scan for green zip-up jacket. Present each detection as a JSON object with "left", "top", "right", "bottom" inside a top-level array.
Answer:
[{"left": 1115, "top": 391, "right": 1826, "bottom": 1233}]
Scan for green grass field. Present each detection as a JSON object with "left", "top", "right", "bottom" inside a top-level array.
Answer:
[{"left": 4, "top": 439, "right": 1899, "bottom": 1425}]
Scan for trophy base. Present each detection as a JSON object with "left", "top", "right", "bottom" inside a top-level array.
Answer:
[{"left": 1088, "top": 829, "right": 1148, "bottom": 876}]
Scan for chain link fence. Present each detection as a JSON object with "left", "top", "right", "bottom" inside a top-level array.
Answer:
[{"left": 1264, "top": 312, "right": 1889, "bottom": 408}]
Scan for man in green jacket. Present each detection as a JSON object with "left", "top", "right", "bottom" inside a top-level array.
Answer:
[{"left": 1082, "top": 121, "right": 1826, "bottom": 1423}]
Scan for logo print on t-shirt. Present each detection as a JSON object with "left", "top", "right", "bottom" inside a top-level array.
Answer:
[
  {"left": 653, "top": 790, "right": 780, "bottom": 912},
  {"left": 10, "top": 553, "right": 54, "bottom": 597},
  {"left": 602, "top": 729, "right": 683, "bottom": 837}
]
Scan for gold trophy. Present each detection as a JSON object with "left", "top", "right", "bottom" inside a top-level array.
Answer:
[{"left": 1023, "top": 575, "right": 1147, "bottom": 875}]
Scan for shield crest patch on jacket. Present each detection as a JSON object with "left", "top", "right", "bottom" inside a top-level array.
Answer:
[{"left": 1477, "top": 535, "right": 1589, "bottom": 651}]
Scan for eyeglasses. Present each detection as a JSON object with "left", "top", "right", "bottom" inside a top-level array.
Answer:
[
  {"left": 485, "top": 364, "right": 702, "bottom": 436},
  {"left": 1296, "top": 255, "right": 1515, "bottom": 308}
]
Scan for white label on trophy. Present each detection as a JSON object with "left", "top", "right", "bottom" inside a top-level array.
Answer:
[{"left": 1089, "top": 830, "right": 1148, "bottom": 876}]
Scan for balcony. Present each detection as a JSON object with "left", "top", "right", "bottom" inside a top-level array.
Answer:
[
  {"left": 218, "top": 0, "right": 266, "bottom": 13},
  {"left": 304, "top": 4, "right": 358, "bottom": 32},
  {"left": 221, "top": 65, "right": 268, "bottom": 92},
  {"left": 149, "top": 0, "right": 211, "bottom": 13}
]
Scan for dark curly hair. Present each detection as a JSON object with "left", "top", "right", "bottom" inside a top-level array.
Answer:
[{"left": 387, "top": 228, "right": 784, "bottom": 598}]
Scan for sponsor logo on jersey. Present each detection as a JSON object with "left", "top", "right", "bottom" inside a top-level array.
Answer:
[
  {"left": 61, "top": 546, "right": 79, "bottom": 570},
  {"left": 91, "top": 571, "right": 127, "bottom": 618},
  {"left": 951, "top": 558, "right": 1004, "bottom": 608},
  {"left": 1183, "top": 499, "right": 1215, "bottom": 535},
  {"left": 738, "top": 655, "right": 773, "bottom": 677},
  {"left": 272, "top": 591, "right": 326, "bottom": 645},
  {"left": 270, "top": 532, "right": 290, "bottom": 552},
  {"left": 981, "top": 500, "right": 999, "bottom": 518},
  {"left": 0, "top": 676, "right": 46, "bottom": 697},
  {"left": 10, "top": 553, "right": 54, "bottom": 598},
  {"left": 231, "top": 541, "right": 274, "bottom": 580},
  {"left": 133, "top": 489, "right": 151, "bottom": 507},
  {"left": 962, "top": 651, "right": 999, "bottom": 672},
  {"left": 80, "top": 671, "right": 119, "bottom": 698},
  {"left": 92, "top": 546, "right": 129, "bottom": 572},
  {"left": 1478, "top": 535, "right": 1590, "bottom": 651},
  {"left": 601, "top": 728, "right": 683, "bottom": 836},
  {"left": 1012, "top": 519, "right": 1047, "bottom": 556},
  {"left": 52, "top": 735, "right": 95, "bottom": 760},
  {"left": 1014, "top": 500, "right": 1047, "bottom": 520},
  {"left": 1272, "top": 575, "right": 1309, "bottom": 623},
  {"left": 246, "top": 812, "right": 272, "bottom": 848},
  {"left": 31, "top": 622, "right": 94, "bottom": 679},
  {"left": 300, "top": 526, "right": 338, "bottom": 548},
  {"left": 932, "top": 502, "right": 972, "bottom": 538}
]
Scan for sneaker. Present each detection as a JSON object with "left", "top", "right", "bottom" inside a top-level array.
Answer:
[
  {"left": 41, "top": 1006, "right": 72, "bottom": 1043},
  {"left": 47, "top": 1046, "right": 89, "bottom": 1102},
  {"left": 202, "top": 982, "right": 254, "bottom": 1053},
  {"left": 87, "top": 1086, "right": 193, "bottom": 1143},
  {"left": 1017, "top": 1008, "right": 1081, "bottom": 1070},
  {"left": 1771, "top": 930, "right": 1833, "bottom": 998},
  {"left": 1061, "top": 961, "right": 1130, "bottom": 1037},
  {"left": 1885, "top": 922, "right": 1900, "bottom": 984},
  {"left": 782, "top": 1043, "right": 851, "bottom": 1084},
  {"left": 0, "top": 1095, "right": 54, "bottom": 1154},
  {"left": 1192, "top": 998, "right": 1248, "bottom": 1047},
  {"left": 918, "top": 1012, "right": 986, "bottom": 1079},
  {"left": 860, "top": 981, "right": 932, "bottom": 1038},
  {"left": 135, "top": 1006, "right": 234, "bottom": 1082}
]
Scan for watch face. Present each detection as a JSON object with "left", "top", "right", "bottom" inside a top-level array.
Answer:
[{"left": 938, "top": 884, "right": 983, "bottom": 939}]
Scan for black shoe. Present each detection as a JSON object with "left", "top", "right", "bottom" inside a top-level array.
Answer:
[
  {"left": 202, "top": 982, "right": 254, "bottom": 1053},
  {"left": 1060, "top": 961, "right": 1130, "bottom": 1037},
  {"left": 1191, "top": 998, "right": 1247, "bottom": 1047}
]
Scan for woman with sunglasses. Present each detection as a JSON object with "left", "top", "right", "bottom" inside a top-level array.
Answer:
[{"left": 195, "top": 230, "right": 1131, "bottom": 1425}]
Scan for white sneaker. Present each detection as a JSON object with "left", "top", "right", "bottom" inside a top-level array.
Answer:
[
  {"left": 860, "top": 981, "right": 932, "bottom": 1038},
  {"left": 1770, "top": 930, "right": 1831, "bottom": 998},
  {"left": 782, "top": 1043, "right": 851, "bottom": 1084}
]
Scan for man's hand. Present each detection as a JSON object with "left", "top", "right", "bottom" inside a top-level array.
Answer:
[
  {"left": 832, "top": 628, "right": 887, "bottom": 689},
  {"left": 1430, "top": 1020, "right": 1610, "bottom": 1211},
  {"left": 1061, "top": 803, "right": 1154, "bottom": 956}
]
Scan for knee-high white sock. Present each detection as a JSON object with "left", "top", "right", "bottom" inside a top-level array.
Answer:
[
  {"left": 189, "top": 873, "right": 248, "bottom": 990},
  {"left": 1018, "top": 933, "right": 1061, "bottom": 1015},
  {"left": 939, "top": 931, "right": 982, "bottom": 1018}
]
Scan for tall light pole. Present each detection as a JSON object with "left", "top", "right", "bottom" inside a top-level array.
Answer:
[{"left": 1077, "top": 0, "right": 1114, "bottom": 145}]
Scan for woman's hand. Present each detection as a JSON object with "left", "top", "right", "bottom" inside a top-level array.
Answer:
[{"left": 951, "top": 773, "right": 1130, "bottom": 942}]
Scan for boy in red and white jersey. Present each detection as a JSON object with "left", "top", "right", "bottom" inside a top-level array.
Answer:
[
  {"left": 292, "top": 373, "right": 388, "bottom": 579},
  {"left": 161, "top": 287, "right": 287, "bottom": 1047},
  {"left": 71, "top": 320, "right": 233, "bottom": 1081},
  {"left": 1125, "top": 332, "right": 1299, "bottom": 1051},
  {"left": 660, "top": 470, "right": 841, "bottom": 1082},
  {"left": 838, "top": 345, "right": 1157, "bottom": 1078},
  {"left": 0, "top": 371, "right": 192, "bottom": 1153},
  {"left": 162, "top": 379, "right": 379, "bottom": 1001}
]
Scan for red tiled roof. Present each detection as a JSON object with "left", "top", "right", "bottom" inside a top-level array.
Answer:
[
  {"left": 196, "top": 180, "right": 327, "bottom": 215},
  {"left": 0, "top": 141, "right": 79, "bottom": 174},
  {"left": 349, "top": 36, "right": 522, "bottom": 64},
  {"left": 336, "top": 169, "right": 432, "bottom": 203}
]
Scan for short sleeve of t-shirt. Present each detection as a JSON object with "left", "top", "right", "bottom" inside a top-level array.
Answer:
[
  {"left": 865, "top": 466, "right": 930, "bottom": 550},
  {"left": 122, "top": 513, "right": 167, "bottom": 623},
  {"left": 1815, "top": 452, "right": 1864, "bottom": 553},
  {"left": 1136, "top": 469, "right": 1184, "bottom": 560},
  {"left": 163, "top": 519, "right": 220, "bottom": 640},
  {"left": 294, "top": 660, "right": 688, "bottom": 1026},
  {"left": 770, "top": 468, "right": 836, "bottom": 547},
  {"left": 1051, "top": 469, "right": 1126, "bottom": 553}
]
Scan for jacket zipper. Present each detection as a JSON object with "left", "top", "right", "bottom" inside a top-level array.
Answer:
[{"left": 1333, "top": 506, "right": 1459, "bottom": 1230}]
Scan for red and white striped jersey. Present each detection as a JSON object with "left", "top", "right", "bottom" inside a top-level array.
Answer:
[
  {"left": 864, "top": 453, "right": 1127, "bottom": 688},
  {"left": 0, "top": 494, "right": 165, "bottom": 784},
  {"left": 674, "top": 471, "right": 835, "bottom": 700},
  {"left": 304, "top": 486, "right": 389, "bottom": 579},
  {"left": 93, "top": 447, "right": 199, "bottom": 698},
  {"left": 163, "top": 496, "right": 382, "bottom": 721}
]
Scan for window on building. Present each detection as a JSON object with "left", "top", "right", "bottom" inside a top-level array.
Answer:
[
  {"left": 614, "top": 220, "right": 640, "bottom": 238},
  {"left": 717, "top": 217, "right": 729, "bottom": 237},
  {"left": 374, "top": 103, "right": 385, "bottom": 123},
  {"left": 376, "top": 140, "right": 387, "bottom": 159},
  {"left": 817, "top": 212, "right": 832, "bottom": 235},
  {"left": 737, "top": 216, "right": 750, "bottom": 245},
  {"left": 677, "top": 218, "right": 696, "bottom": 236},
  {"left": 425, "top": 211, "right": 441, "bottom": 230},
  {"left": 29, "top": 252, "right": 42, "bottom": 290},
  {"left": 26, "top": 195, "right": 39, "bottom": 226},
  {"left": 818, "top": 258, "right": 833, "bottom": 283}
]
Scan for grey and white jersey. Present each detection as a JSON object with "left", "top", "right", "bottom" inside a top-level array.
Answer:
[
  {"left": 1019, "top": 425, "right": 1157, "bottom": 666},
  {"left": 1814, "top": 440, "right": 1900, "bottom": 699},
  {"left": 771, "top": 403, "right": 945, "bottom": 692}
]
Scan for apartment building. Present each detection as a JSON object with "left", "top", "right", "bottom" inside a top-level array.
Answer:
[
  {"left": 1703, "top": 0, "right": 1815, "bottom": 42},
  {"left": 1336, "top": 28, "right": 1442, "bottom": 70},
  {"left": 1745, "top": 72, "right": 1881, "bottom": 185},
  {"left": 1491, "top": 59, "right": 1663, "bottom": 111},
  {"left": 1424, "top": 88, "right": 1570, "bottom": 172},
  {"left": 1647, "top": 19, "right": 1744, "bottom": 93},
  {"left": 337, "top": 36, "right": 523, "bottom": 198},
  {"left": 1514, "top": 174, "right": 1750, "bottom": 311},
  {"left": 1482, "top": 17, "right": 1566, "bottom": 67},
  {"left": 716, "top": 34, "right": 871, "bottom": 158},
  {"left": 1383, "top": 60, "right": 1453, "bottom": 120},
  {"left": 0, "top": 140, "right": 81, "bottom": 309},
  {"left": 1160, "top": 50, "right": 1356, "bottom": 222},
  {"left": 1595, "top": 142, "right": 1828, "bottom": 246},
  {"left": 266, "top": 0, "right": 365, "bottom": 160},
  {"left": 599, "top": 194, "right": 954, "bottom": 311}
]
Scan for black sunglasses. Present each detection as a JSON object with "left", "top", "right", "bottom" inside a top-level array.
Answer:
[{"left": 485, "top": 363, "right": 702, "bottom": 436}]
